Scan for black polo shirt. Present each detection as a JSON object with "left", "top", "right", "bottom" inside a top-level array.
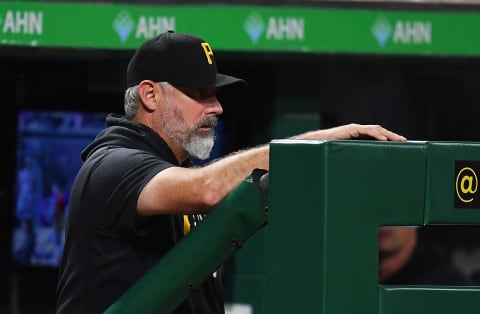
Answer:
[{"left": 56, "top": 114, "right": 224, "bottom": 314}]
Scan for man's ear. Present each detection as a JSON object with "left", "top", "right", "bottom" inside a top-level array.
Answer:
[{"left": 138, "top": 80, "right": 158, "bottom": 112}]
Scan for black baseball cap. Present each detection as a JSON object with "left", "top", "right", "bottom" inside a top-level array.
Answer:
[{"left": 126, "top": 30, "right": 246, "bottom": 89}]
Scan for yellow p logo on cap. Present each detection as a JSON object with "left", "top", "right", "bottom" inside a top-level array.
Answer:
[{"left": 201, "top": 42, "right": 213, "bottom": 64}]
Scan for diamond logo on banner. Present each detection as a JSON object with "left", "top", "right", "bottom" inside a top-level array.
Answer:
[
  {"left": 244, "top": 12, "right": 265, "bottom": 44},
  {"left": 113, "top": 11, "right": 135, "bottom": 43},
  {"left": 371, "top": 15, "right": 392, "bottom": 47}
]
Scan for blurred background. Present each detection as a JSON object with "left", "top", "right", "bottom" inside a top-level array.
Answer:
[{"left": 2, "top": 0, "right": 480, "bottom": 313}]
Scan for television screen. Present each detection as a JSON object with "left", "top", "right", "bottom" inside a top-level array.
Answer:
[{"left": 12, "top": 110, "right": 107, "bottom": 268}]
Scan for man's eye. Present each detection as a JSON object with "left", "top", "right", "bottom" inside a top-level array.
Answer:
[
  {"left": 178, "top": 87, "right": 216, "bottom": 100},
  {"left": 190, "top": 91, "right": 214, "bottom": 101},
  {"left": 183, "top": 90, "right": 197, "bottom": 99},
  {"left": 189, "top": 91, "right": 204, "bottom": 100}
]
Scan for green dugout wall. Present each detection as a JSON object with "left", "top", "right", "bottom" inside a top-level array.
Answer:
[
  {"left": 106, "top": 140, "right": 480, "bottom": 313},
  {"left": 266, "top": 140, "right": 480, "bottom": 314}
]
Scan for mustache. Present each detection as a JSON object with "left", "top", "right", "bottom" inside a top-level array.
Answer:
[{"left": 196, "top": 116, "right": 218, "bottom": 130}]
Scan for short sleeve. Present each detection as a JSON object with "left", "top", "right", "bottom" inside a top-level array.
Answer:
[{"left": 82, "top": 147, "right": 173, "bottom": 236}]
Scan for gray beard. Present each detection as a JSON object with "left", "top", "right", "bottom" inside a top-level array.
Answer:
[
  {"left": 164, "top": 125, "right": 215, "bottom": 160},
  {"left": 161, "top": 114, "right": 216, "bottom": 160},
  {"left": 161, "top": 94, "right": 217, "bottom": 160},
  {"left": 182, "top": 133, "right": 215, "bottom": 160}
]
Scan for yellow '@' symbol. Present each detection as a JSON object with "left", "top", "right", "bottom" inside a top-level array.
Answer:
[
  {"left": 456, "top": 167, "right": 478, "bottom": 203},
  {"left": 201, "top": 42, "right": 214, "bottom": 65}
]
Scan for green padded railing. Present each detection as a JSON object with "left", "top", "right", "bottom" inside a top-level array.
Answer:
[
  {"left": 105, "top": 140, "right": 480, "bottom": 313},
  {"left": 266, "top": 140, "right": 480, "bottom": 314},
  {"left": 104, "top": 175, "right": 268, "bottom": 314}
]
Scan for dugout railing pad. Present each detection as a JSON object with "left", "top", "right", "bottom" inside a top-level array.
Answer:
[
  {"left": 106, "top": 140, "right": 480, "bottom": 313},
  {"left": 266, "top": 140, "right": 480, "bottom": 314}
]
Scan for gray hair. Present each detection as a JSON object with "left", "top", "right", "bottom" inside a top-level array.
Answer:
[
  {"left": 124, "top": 85, "right": 140, "bottom": 120},
  {"left": 123, "top": 82, "right": 172, "bottom": 120}
]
